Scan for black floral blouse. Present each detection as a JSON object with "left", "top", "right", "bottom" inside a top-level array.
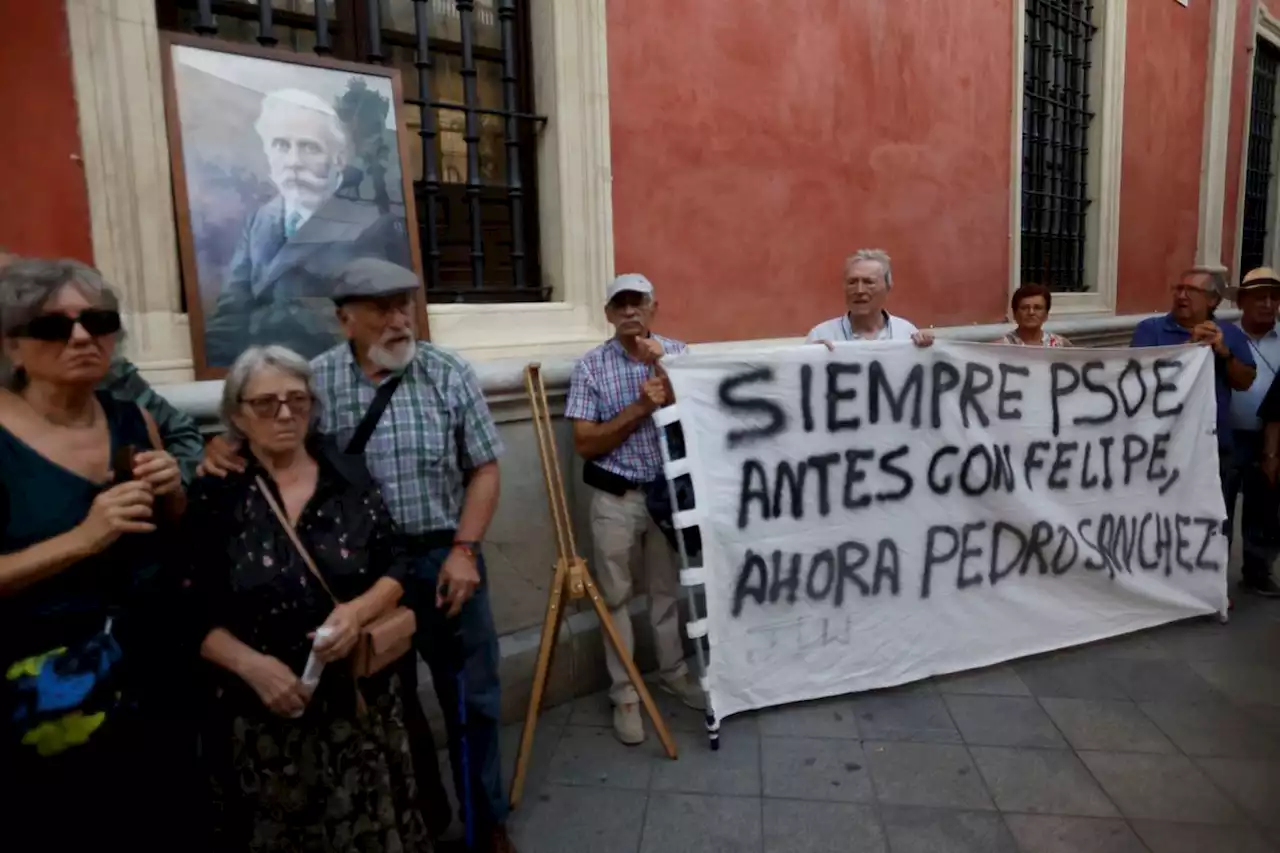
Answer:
[{"left": 182, "top": 435, "right": 412, "bottom": 716}]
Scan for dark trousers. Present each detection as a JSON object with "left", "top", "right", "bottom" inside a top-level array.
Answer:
[
  {"left": 405, "top": 544, "right": 508, "bottom": 829},
  {"left": 1224, "top": 431, "right": 1279, "bottom": 583}
]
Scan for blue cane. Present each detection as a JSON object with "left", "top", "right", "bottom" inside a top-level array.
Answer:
[{"left": 456, "top": 664, "right": 474, "bottom": 849}]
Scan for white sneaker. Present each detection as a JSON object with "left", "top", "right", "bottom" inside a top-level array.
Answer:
[
  {"left": 660, "top": 673, "right": 707, "bottom": 711},
  {"left": 613, "top": 702, "right": 645, "bottom": 745}
]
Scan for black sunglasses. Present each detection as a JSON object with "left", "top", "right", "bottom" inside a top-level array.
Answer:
[{"left": 8, "top": 309, "right": 122, "bottom": 342}]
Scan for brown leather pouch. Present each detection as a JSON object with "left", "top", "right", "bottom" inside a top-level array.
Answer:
[
  {"left": 353, "top": 606, "right": 417, "bottom": 678},
  {"left": 256, "top": 475, "right": 417, "bottom": 682}
]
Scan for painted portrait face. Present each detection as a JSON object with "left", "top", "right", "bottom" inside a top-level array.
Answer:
[{"left": 258, "top": 102, "right": 347, "bottom": 211}]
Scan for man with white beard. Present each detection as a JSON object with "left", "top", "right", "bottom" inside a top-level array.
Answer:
[{"left": 201, "top": 257, "right": 516, "bottom": 852}]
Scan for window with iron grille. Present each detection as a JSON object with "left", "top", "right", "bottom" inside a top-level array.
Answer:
[
  {"left": 1020, "top": 0, "right": 1097, "bottom": 293},
  {"left": 1241, "top": 38, "right": 1280, "bottom": 276},
  {"left": 156, "top": 0, "right": 546, "bottom": 304}
]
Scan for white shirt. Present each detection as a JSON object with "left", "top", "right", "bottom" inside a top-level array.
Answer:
[
  {"left": 1229, "top": 321, "right": 1280, "bottom": 431},
  {"left": 805, "top": 311, "right": 919, "bottom": 344}
]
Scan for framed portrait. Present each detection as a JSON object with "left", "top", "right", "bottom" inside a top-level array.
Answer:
[{"left": 159, "top": 33, "right": 427, "bottom": 378}]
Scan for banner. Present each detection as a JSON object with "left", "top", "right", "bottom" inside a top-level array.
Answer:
[{"left": 662, "top": 341, "right": 1229, "bottom": 720}]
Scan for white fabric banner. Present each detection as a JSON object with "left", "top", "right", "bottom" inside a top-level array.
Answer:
[{"left": 663, "top": 341, "right": 1229, "bottom": 720}]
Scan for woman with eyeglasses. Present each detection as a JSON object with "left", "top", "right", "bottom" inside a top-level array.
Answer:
[
  {"left": 999, "top": 283, "right": 1073, "bottom": 347},
  {"left": 0, "top": 259, "right": 189, "bottom": 849},
  {"left": 182, "top": 345, "right": 435, "bottom": 852}
]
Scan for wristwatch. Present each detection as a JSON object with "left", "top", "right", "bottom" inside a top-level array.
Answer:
[{"left": 453, "top": 540, "right": 481, "bottom": 560}]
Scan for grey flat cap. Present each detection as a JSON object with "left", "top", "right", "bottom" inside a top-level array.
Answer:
[{"left": 331, "top": 257, "right": 420, "bottom": 303}]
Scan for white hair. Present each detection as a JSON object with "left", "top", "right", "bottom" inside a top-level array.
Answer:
[
  {"left": 253, "top": 88, "right": 351, "bottom": 162},
  {"left": 220, "top": 345, "right": 321, "bottom": 441},
  {"left": 845, "top": 248, "right": 893, "bottom": 290}
]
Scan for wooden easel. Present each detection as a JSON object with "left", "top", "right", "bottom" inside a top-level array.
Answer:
[{"left": 509, "top": 363, "right": 678, "bottom": 809}]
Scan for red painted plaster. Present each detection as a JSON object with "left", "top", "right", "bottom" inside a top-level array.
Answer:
[
  {"left": 1116, "top": 0, "right": 1210, "bottom": 315},
  {"left": 607, "top": 0, "right": 1013, "bottom": 343},
  {"left": 0, "top": 1, "right": 93, "bottom": 262}
]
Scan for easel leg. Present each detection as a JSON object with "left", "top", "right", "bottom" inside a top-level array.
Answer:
[
  {"left": 582, "top": 575, "right": 679, "bottom": 760},
  {"left": 508, "top": 561, "right": 569, "bottom": 809}
]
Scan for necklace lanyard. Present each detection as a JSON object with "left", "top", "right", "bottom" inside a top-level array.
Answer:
[
  {"left": 1248, "top": 337, "right": 1280, "bottom": 379},
  {"left": 843, "top": 312, "right": 893, "bottom": 341}
]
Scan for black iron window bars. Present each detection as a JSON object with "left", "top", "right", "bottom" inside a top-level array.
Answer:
[
  {"left": 1242, "top": 39, "right": 1280, "bottom": 277},
  {"left": 1021, "top": 0, "right": 1096, "bottom": 294},
  {"left": 159, "top": 0, "right": 548, "bottom": 303}
]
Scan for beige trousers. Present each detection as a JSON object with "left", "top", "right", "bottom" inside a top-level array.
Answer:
[{"left": 589, "top": 487, "right": 688, "bottom": 705}]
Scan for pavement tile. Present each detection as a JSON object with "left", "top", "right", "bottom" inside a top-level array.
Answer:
[
  {"left": 1109, "top": 659, "right": 1222, "bottom": 704},
  {"left": 1194, "top": 757, "right": 1280, "bottom": 827},
  {"left": 651, "top": 728, "right": 761, "bottom": 797},
  {"left": 1077, "top": 750, "right": 1247, "bottom": 824},
  {"left": 879, "top": 806, "right": 1018, "bottom": 853},
  {"left": 934, "top": 665, "right": 1032, "bottom": 697},
  {"left": 760, "top": 736, "right": 874, "bottom": 803},
  {"left": 763, "top": 800, "right": 886, "bottom": 853},
  {"left": 509, "top": 784, "right": 647, "bottom": 853},
  {"left": 1138, "top": 699, "right": 1280, "bottom": 759},
  {"left": 1013, "top": 656, "right": 1131, "bottom": 700},
  {"left": 944, "top": 695, "right": 1068, "bottom": 748},
  {"left": 1039, "top": 698, "right": 1177, "bottom": 754},
  {"left": 757, "top": 695, "right": 860, "bottom": 740},
  {"left": 546, "top": 725, "right": 659, "bottom": 790},
  {"left": 862, "top": 741, "right": 993, "bottom": 811},
  {"left": 1187, "top": 660, "right": 1280, "bottom": 707},
  {"left": 639, "top": 792, "right": 762, "bottom": 853},
  {"left": 850, "top": 690, "right": 962, "bottom": 744},
  {"left": 1003, "top": 815, "right": 1148, "bottom": 853},
  {"left": 1130, "top": 820, "right": 1278, "bottom": 853},
  {"left": 969, "top": 746, "right": 1117, "bottom": 817}
]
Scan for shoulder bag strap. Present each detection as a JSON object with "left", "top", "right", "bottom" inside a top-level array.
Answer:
[
  {"left": 345, "top": 373, "right": 406, "bottom": 455},
  {"left": 254, "top": 474, "right": 340, "bottom": 605}
]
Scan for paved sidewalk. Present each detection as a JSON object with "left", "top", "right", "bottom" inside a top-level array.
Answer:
[{"left": 496, "top": 594, "right": 1280, "bottom": 853}]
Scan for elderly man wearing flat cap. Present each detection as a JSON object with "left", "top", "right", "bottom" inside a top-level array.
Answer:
[
  {"left": 202, "top": 256, "right": 517, "bottom": 852},
  {"left": 565, "top": 273, "right": 706, "bottom": 746},
  {"left": 1228, "top": 267, "right": 1280, "bottom": 597}
]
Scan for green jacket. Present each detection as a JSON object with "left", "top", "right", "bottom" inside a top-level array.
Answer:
[{"left": 99, "top": 359, "right": 204, "bottom": 486}]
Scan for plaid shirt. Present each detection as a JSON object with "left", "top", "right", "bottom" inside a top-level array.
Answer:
[
  {"left": 310, "top": 342, "right": 502, "bottom": 534},
  {"left": 564, "top": 335, "right": 686, "bottom": 483}
]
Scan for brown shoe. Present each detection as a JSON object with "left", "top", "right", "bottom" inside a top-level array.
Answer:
[{"left": 489, "top": 825, "right": 518, "bottom": 853}]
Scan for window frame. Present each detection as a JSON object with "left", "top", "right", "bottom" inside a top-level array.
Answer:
[
  {"left": 1009, "top": 0, "right": 1126, "bottom": 316},
  {"left": 1235, "top": 6, "right": 1280, "bottom": 277}
]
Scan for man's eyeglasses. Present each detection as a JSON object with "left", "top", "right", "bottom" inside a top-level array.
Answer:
[
  {"left": 240, "top": 392, "right": 313, "bottom": 419},
  {"left": 1171, "top": 284, "right": 1212, "bottom": 297},
  {"left": 7, "top": 309, "right": 122, "bottom": 342}
]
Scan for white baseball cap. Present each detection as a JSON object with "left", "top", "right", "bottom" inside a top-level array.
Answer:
[{"left": 606, "top": 273, "right": 654, "bottom": 303}]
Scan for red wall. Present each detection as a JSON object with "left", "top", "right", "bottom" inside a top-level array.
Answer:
[
  {"left": 0, "top": 1, "right": 93, "bottom": 261},
  {"left": 607, "top": 0, "right": 1014, "bottom": 343},
  {"left": 1116, "top": 0, "right": 1211, "bottom": 314}
]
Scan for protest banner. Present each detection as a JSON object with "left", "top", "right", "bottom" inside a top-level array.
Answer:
[{"left": 660, "top": 341, "right": 1228, "bottom": 721}]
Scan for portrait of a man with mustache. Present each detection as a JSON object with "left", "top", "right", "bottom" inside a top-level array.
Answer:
[{"left": 203, "top": 87, "right": 413, "bottom": 368}]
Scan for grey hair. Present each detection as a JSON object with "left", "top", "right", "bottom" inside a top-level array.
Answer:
[
  {"left": 1185, "top": 266, "right": 1228, "bottom": 301},
  {"left": 219, "top": 345, "right": 321, "bottom": 441},
  {"left": 845, "top": 248, "right": 894, "bottom": 290},
  {"left": 253, "top": 88, "right": 352, "bottom": 165},
  {"left": 0, "top": 258, "right": 121, "bottom": 391}
]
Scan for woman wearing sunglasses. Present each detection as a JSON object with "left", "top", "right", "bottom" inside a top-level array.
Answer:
[
  {"left": 182, "top": 345, "right": 436, "bottom": 852},
  {"left": 0, "top": 259, "right": 188, "bottom": 849}
]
